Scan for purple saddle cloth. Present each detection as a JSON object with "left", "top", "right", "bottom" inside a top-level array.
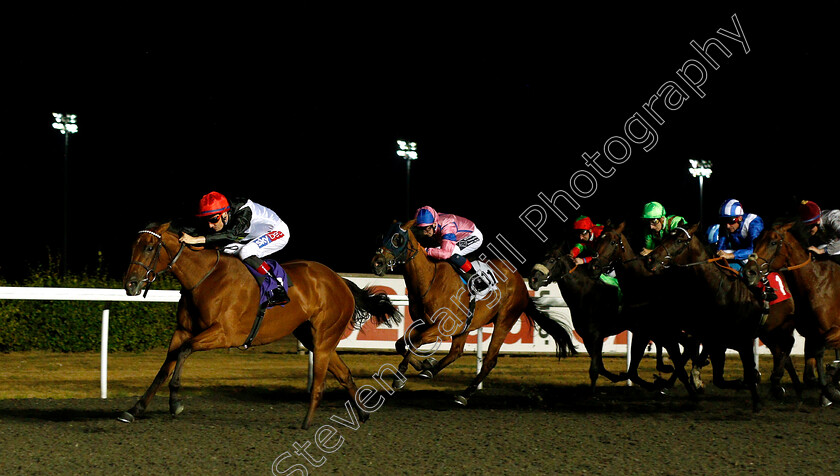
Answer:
[{"left": 244, "top": 259, "right": 290, "bottom": 308}]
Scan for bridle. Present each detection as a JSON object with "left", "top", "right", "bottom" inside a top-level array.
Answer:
[
  {"left": 749, "top": 231, "right": 813, "bottom": 277},
  {"left": 130, "top": 229, "right": 218, "bottom": 296},
  {"left": 375, "top": 223, "right": 434, "bottom": 298},
  {"left": 590, "top": 231, "right": 629, "bottom": 275},
  {"left": 532, "top": 254, "right": 578, "bottom": 285},
  {"left": 648, "top": 227, "right": 693, "bottom": 270},
  {"left": 377, "top": 224, "right": 418, "bottom": 271}
]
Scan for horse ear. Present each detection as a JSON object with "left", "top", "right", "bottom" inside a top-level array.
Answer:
[
  {"left": 687, "top": 222, "right": 700, "bottom": 235},
  {"left": 780, "top": 221, "right": 796, "bottom": 232},
  {"left": 615, "top": 221, "right": 626, "bottom": 233}
]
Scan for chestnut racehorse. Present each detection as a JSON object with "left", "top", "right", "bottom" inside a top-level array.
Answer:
[
  {"left": 120, "top": 222, "right": 400, "bottom": 429},
  {"left": 371, "top": 220, "right": 577, "bottom": 406},
  {"left": 744, "top": 221, "right": 840, "bottom": 403},
  {"left": 646, "top": 224, "right": 799, "bottom": 410}
]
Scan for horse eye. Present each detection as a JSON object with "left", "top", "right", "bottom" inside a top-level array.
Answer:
[{"left": 146, "top": 245, "right": 155, "bottom": 252}]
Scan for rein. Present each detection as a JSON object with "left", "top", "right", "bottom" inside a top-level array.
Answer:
[
  {"left": 132, "top": 230, "right": 220, "bottom": 296},
  {"left": 750, "top": 234, "right": 814, "bottom": 278}
]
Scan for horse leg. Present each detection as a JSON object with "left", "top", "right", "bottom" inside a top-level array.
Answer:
[
  {"left": 392, "top": 326, "right": 427, "bottom": 389},
  {"left": 783, "top": 354, "right": 805, "bottom": 406},
  {"left": 294, "top": 323, "right": 369, "bottom": 423},
  {"left": 455, "top": 318, "right": 516, "bottom": 406},
  {"left": 737, "top": 343, "right": 762, "bottom": 412},
  {"left": 422, "top": 332, "right": 467, "bottom": 380},
  {"left": 655, "top": 344, "right": 674, "bottom": 374},
  {"left": 301, "top": 345, "right": 330, "bottom": 430},
  {"left": 661, "top": 338, "right": 695, "bottom": 397},
  {"left": 168, "top": 323, "right": 227, "bottom": 417},
  {"left": 707, "top": 345, "right": 744, "bottom": 390},
  {"left": 582, "top": 335, "right": 624, "bottom": 389},
  {"left": 620, "top": 332, "right": 660, "bottom": 391},
  {"left": 326, "top": 351, "right": 370, "bottom": 423},
  {"left": 814, "top": 347, "right": 840, "bottom": 405},
  {"left": 117, "top": 328, "right": 191, "bottom": 422},
  {"left": 803, "top": 339, "right": 820, "bottom": 388}
]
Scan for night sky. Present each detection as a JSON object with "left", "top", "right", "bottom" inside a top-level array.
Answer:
[{"left": 2, "top": 6, "right": 834, "bottom": 281}]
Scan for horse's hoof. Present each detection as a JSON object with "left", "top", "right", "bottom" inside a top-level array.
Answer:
[
  {"left": 453, "top": 395, "right": 469, "bottom": 406},
  {"left": 771, "top": 386, "right": 786, "bottom": 401},
  {"left": 421, "top": 357, "right": 438, "bottom": 371},
  {"left": 170, "top": 401, "right": 185, "bottom": 416},
  {"left": 116, "top": 411, "right": 135, "bottom": 423},
  {"left": 419, "top": 370, "right": 434, "bottom": 380},
  {"left": 393, "top": 377, "right": 407, "bottom": 390},
  {"left": 821, "top": 395, "right": 833, "bottom": 407}
]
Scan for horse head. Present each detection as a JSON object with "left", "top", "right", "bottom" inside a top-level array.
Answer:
[
  {"left": 529, "top": 246, "right": 577, "bottom": 291},
  {"left": 744, "top": 221, "right": 806, "bottom": 286},
  {"left": 644, "top": 223, "right": 701, "bottom": 273},
  {"left": 123, "top": 223, "right": 182, "bottom": 296},
  {"left": 588, "top": 222, "right": 627, "bottom": 278},
  {"left": 371, "top": 220, "right": 418, "bottom": 276}
]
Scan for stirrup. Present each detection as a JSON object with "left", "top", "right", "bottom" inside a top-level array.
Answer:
[{"left": 268, "top": 287, "right": 290, "bottom": 306}]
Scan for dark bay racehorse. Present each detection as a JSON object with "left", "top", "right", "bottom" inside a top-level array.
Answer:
[
  {"left": 371, "top": 220, "right": 577, "bottom": 405},
  {"left": 121, "top": 223, "right": 400, "bottom": 429},
  {"left": 588, "top": 223, "right": 696, "bottom": 394},
  {"left": 529, "top": 245, "right": 670, "bottom": 392},
  {"left": 646, "top": 224, "right": 800, "bottom": 410},
  {"left": 744, "top": 221, "right": 840, "bottom": 403}
]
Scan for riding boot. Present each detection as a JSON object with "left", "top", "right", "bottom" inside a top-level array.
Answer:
[{"left": 265, "top": 270, "right": 290, "bottom": 306}]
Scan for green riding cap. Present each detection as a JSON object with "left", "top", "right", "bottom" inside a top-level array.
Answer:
[
  {"left": 641, "top": 201, "right": 667, "bottom": 219},
  {"left": 641, "top": 201, "right": 686, "bottom": 250}
]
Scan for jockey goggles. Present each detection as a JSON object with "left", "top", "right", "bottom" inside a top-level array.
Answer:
[{"left": 206, "top": 214, "right": 223, "bottom": 224}]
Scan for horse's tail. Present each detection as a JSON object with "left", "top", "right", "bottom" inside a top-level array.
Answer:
[
  {"left": 524, "top": 299, "right": 578, "bottom": 359},
  {"left": 342, "top": 278, "right": 403, "bottom": 328}
]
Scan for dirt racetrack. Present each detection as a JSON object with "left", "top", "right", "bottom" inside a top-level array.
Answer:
[{"left": 2, "top": 337, "right": 839, "bottom": 475}]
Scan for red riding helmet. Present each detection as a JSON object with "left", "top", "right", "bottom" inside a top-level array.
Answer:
[
  {"left": 196, "top": 191, "right": 231, "bottom": 217},
  {"left": 798, "top": 200, "right": 821, "bottom": 225},
  {"left": 573, "top": 215, "right": 595, "bottom": 231}
]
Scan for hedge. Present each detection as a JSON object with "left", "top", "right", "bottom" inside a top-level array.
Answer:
[{"left": 0, "top": 257, "right": 179, "bottom": 353}]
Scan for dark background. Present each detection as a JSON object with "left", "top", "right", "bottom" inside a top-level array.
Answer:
[{"left": 2, "top": 6, "right": 834, "bottom": 281}]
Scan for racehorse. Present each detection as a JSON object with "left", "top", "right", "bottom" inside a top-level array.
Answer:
[
  {"left": 371, "top": 220, "right": 577, "bottom": 406},
  {"left": 744, "top": 220, "right": 840, "bottom": 403},
  {"left": 587, "top": 223, "right": 697, "bottom": 395},
  {"left": 529, "top": 244, "right": 673, "bottom": 392},
  {"left": 645, "top": 223, "right": 800, "bottom": 410},
  {"left": 120, "top": 222, "right": 401, "bottom": 429}
]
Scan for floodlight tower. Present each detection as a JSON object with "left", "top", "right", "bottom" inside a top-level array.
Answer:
[
  {"left": 396, "top": 140, "right": 419, "bottom": 219},
  {"left": 688, "top": 159, "right": 712, "bottom": 224},
  {"left": 52, "top": 113, "right": 78, "bottom": 275}
]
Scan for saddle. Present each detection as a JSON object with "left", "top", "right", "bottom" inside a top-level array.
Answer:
[{"left": 450, "top": 261, "right": 500, "bottom": 337}]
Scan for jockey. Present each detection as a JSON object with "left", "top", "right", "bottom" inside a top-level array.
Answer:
[
  {"left": 640, "top": 201, "right": 687, "bottom": 256},
  {"left": 414, "top": 205, "right": 488, "bottom": 293},
  {"left": 705, "top": 223, "right": 720, "bottom": 246},
  {"left": 799, "top": 200, "right": 840, "bottom": 264},
  {"left": 569, "top": 215, "right": 604, "bottom": 265},
  {"left": 715, "top": 199, "right": 764, "bottom": 271},
  {"left": 180, "top": 191, "right": 291, "bottom": 305}
]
